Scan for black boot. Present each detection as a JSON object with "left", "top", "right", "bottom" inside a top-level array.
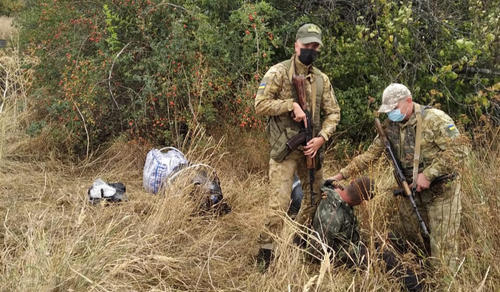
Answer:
[
  {"left": 256, "top": 248, "right": 273, "bottom": 271},
  {"left": 293, "top": 234, "right": 307, "bottom": 248}
]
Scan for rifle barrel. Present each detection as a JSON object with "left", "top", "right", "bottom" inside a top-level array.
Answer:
[
  {"left": 409, "top": 194, "right": 430, "bottom": 236},
  {"left": 374, "top": 118, "right": 431, "bottom": 239}
]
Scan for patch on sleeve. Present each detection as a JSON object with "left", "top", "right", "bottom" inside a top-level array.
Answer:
[
  {"left": 445, "top": 124, "right": 459, "bottom": 137},
  {"left": 257, "top": 82, "right": 267, "bottom": 93}
]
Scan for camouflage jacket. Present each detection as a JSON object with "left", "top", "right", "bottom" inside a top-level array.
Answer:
[
  {"left": 254, "top": 55, "right": 341, "bottom": 143},
  {"left": 312, "top": 184, "right": 360, "bottom": 262},
  {"left": 340, "top": 103, "right": 469, "bottom": 182}
]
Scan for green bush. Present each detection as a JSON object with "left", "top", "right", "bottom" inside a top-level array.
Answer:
[
  {"left": 17, "top": 0, "right": 283, "bottom": 155},
  {"left": 16, "top": 0, "right": 499, "bottom": 156},
  {"left": 0, "top": 0, "right": 23, "bottom": 16},
  {"left": 315, "top": 0, "right": 498, "bottom": 145}
]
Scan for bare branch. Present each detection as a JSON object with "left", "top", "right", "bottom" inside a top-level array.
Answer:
[
  {"left": 108, "top": 42, "right": 131, "bottom": 109},
  {"left": 73, "top": 101, "right": 90, "bottom": 160}
]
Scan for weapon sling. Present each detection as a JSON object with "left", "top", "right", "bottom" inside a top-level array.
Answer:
[
  {"left": 412, "top": 104, "right": 423, "bottom": 190},
  {"left": 411, "top": 104, "right": 432, "bottom": 254}
]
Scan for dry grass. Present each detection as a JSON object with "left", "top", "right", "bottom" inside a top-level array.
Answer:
[
  {"left": 0, "top": 16, "right": 13, "bottom": 39},
  {"left": 1, "top": 44, "right": 499, "bottom": 291}
]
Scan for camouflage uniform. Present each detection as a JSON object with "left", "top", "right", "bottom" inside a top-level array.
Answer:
[
  {"left": 339, "top": 102, "right": 468, "bottom": 270},
  {"left": 255, "top": 55, "right": 340, "bottom": 248},
  {"left": 314, "top": 182, "right": 424, "bottom": 291},
  {"left": 312, "top": 184, "right": 361, "bottom": 263}
]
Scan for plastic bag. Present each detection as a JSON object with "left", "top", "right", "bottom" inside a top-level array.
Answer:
[
  {"left": 88, "top": 179, "right": 126, "bottom": 204},
  {"left": 143, "top": 147, "right": 188, "bottom": 194}
]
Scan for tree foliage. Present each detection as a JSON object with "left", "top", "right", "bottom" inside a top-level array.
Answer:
[
  {"left": 16, "top": 0, "right": 499, "bottom": 155},
  {"left": 0, "top": 0, "right": 23, "bottom": 16}
]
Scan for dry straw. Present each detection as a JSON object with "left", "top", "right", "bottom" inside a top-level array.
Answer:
[{"left": 1, "top": 39, "right": 498, "bottom": 291}]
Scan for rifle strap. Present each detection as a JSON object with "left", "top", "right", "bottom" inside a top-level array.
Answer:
[
  {"left": 412, "top": 104, "right": 424, "bottom": 187},
  {"left": 287, "top": 58, "right": 299, "bottom": 107},
  {"left": 287, "top": 57, "right": 319, "bottom": 121},
  {"left": 287, "top": 58, "right": 295, "bottom": 84},
  {"left": 311, "top": 74, "right": 317, "bottom": 120}
]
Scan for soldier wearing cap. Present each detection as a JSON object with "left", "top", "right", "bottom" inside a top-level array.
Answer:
[
  {"left": 254, "top": 23, "right": 340, "bottom": 266},
  {"left": 330, "top": 83, "right": 468, "bottom": 272}
]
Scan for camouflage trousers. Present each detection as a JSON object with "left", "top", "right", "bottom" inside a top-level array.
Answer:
[
  {"left": 397, "top": 178, "right": 462, "bottom": 272},
  {"left": 258, "top": 150, "right": 323, "bottom": 248}
]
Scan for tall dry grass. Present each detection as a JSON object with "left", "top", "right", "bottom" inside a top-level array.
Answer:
[
  {"left": 0, "top": 16, "right": 13, "bottom": 39},
  {"left": 1, "top": 42, "right": 499, "bottom": 291}
]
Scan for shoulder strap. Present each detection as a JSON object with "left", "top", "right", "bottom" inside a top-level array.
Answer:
[
  {"left": 412, "top": 104, "right": 424, "bottom": 185},
  {"left": 281, "top": 58, "right": 298, "bottom": 103},
  {"left": 312, "top": 67, "right": 324, "bottom": 95},
  {"left": 280, "top": 59, "right": 294, "bottom": 83},
  {"left": 312, "top": 69, "right": 323, "bottom": 120}
]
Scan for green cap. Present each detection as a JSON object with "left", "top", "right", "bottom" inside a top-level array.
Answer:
[{"left": 296, "top": 23, "right": 323, "bottom": 46}]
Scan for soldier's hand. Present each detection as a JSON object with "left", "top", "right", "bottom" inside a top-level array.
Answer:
[
  {"left": 414, "top": 173, "right": 431, "bottom": 192},
  {"left": 329, "top": 173, "right": 344, "bottom": 181},
  {"left": 292, "top": 102, "right": 307, "bottom": 128},
  {"left": 304, "top": 136, "right": 325, "bottom": 158}
]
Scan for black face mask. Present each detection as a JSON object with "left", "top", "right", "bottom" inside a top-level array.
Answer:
[{"left": 298, "top": 48, "right": 319, "bottom": 65}]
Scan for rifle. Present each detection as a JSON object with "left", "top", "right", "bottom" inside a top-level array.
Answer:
[
  {"left": 291, "top": 75, "right": 315, "bottom": 195},
  {"left": 393, "top": 174, "right": 456, "bottom": 197},
  {"left": 286, "top": 130, "right": 308, "bottom": 151},
  {"left": 374, "top": 118, "right": 431, "bottom": 242}
]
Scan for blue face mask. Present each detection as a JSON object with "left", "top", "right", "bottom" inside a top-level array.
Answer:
[{"left": 388, "top": 108, "right": 406, "bottom": 122}]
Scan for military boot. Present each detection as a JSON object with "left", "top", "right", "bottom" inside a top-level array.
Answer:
[{"left": 256, "top": 248, "right": 273, "bottom": 272}]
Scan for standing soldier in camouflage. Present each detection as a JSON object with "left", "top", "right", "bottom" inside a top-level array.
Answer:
[
  {"left": 254, "top": 23, "right": 340, "bottom": 266},
  {"left": 330, "top": 83, "right": 468, "bottom": 272}
]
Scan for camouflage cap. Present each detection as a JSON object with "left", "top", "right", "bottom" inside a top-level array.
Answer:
[
  {"left": 296, "top": 23, "right": 323, "bottom": 46},
  {"left": 378, "top": 83, "right": 412, "bottom": 113}
]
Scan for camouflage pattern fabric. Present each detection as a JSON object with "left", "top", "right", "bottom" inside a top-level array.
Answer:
[
  {"left": 339, "top": 103, "right": 468, "bottom": 271},
  {"left": 312, "top": 183, "right": 360, "bottom": 263},
  {"left": 378, "top": 83, "right": 412, "bottom": 113},
  {"left": 257, "top": 150, "right": 324, "bottom": 246},
  {"left": 340, "top": 103, "right": 467, "bottom": 180},
  {"left": 255, "top": 55, "right": 340, "bottom": 248},
  {"left": 397, "top": 179, "right": 462, "bottom": 270},
  {"left": 255, "top": 55, "right": 340, "bottom": 143}
]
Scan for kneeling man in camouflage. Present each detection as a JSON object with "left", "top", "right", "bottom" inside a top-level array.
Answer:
[{"left": 313, "top": 177, "right": 422, "bottom": 291}]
